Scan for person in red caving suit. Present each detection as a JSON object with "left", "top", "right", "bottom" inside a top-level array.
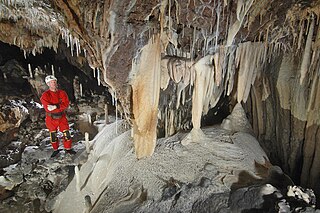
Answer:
[{"left": 40, "top": 75, "right": 76, "bottom": 157}]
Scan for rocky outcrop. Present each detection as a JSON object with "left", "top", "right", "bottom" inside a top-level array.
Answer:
[
  {"left": 0, "top": 139, "right": 86, "bottom": 212},
  {"left": 0, "top": 100, "right": 28, "bottom": 134}
]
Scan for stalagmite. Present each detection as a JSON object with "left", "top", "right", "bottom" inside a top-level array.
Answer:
[
  {"left": 181, "top": 54, "right": 219, "bottom": 145},
  {"left": 75, "top": 165, "right": 81, "bottom": 192},
  {"left": 191, "top": 55, "right": 214, "bottom": 130},
  {"left": 85, "top": 132, "right": 90, "bottom": 153},
  {"left": 300, "top": 16, "right": 315, "bottom": 84},
  {"left": 73, "top": 76, "right": 80, "bottom": 101},
  {"left": 104, "top": 104, "right": 109, "bottom": 124},
  {"left": 28, "top": 64, "right": 33, "bottom": 78},
  {"left": 84, "top": 195, "right": 92, "bottom": 213},
  {"left": 88, "top": 114, "right": 92, "bottom": 124},
  {"left": 132, "top": 35, "right": 161, "bottom": 159}
]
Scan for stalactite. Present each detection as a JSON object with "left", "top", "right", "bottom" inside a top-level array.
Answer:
[
  {"left": 115, "top": 91, "right": 118, "bottom": 135},
  {"left": 191, "top": 54, "right": 214, "bottom": 130},
  {"left": 70, "top": 34, "right": 73, "bottom": 56},
  {"left": 51, "top": 65, "right": 55, "bottom": 76},
  {"left": 168, "top": 0, "right": 171, "bottom": 31},
  {"left": 226, "top": 47, "right": 236, "bottom": 96},
  {"left": 176, "top": 82, "right": 188, "bottom": 109},
  {"left": 226, "top": 0, "right": 253, "bottom": 46},
  {"left": 213, "top": 47, "right": 224, "bottom": 86},
  {"left": 174, "top": 0, "right": 180, "bottom": 24},
  {"left": 215, "top": 3, "right": 221, "bottom": 51},
  {"left": 97, "top": 68, "right": 101, "bottom": 86},
  {"left": 236, "top": 42, "right": 247, "bottom": 102},
  {"left": 297, "top": 20, "right": 304, "bottom": 52},
  {"left": 236, "top": 0, "right": 244, "bottom": 21},
  {"left": 132, "top": 35, "right": 161, "bottom": 159},
  {"left": 235, "top": 42, "right": 266, "bottom": 103},
  {"left": 300, "top": 16, "right": 315, "bottom": 84},
  {"left": 160, "top": 58, "right": 171, "bottom": 89}
]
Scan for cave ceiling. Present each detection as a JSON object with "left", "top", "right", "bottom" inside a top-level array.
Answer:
[{"left": 0, "top": 0, "right": 317, "bottom": 101}]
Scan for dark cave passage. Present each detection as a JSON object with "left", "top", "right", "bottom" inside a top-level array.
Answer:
[{"left": 0, "top": 41, "right": 110, "bottom": 103}]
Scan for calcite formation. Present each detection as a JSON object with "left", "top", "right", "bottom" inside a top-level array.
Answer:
[{"left": 1, "top": 0, "right": 320, "bottom": 199}]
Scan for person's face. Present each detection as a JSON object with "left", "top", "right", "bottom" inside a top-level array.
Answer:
[{"left": 47, "top": 80, "right": 58, "bottom": 91}]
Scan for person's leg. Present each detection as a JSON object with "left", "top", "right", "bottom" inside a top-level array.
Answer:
[
  {"left": 49, "top": 131, "right": 59, "bottom": 150},
  {"left": 59, "top": 116, "right": 72, "bottom": 150},
  {"left": 62, "top": 129, "right": 72, "bottom": 150},
  {"left": 45, "top": 116, "right": 59, "bottom": 150}
]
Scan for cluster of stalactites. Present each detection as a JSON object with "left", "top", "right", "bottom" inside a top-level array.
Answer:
[
  {"left": 158, "top": 40, "right": 271, "bottom": 135},
  {"left": 276, "top": 11, "right": 320, "bottom": 126},
  {"left": 0, "top": 0, "right": 61, "bottom": 56},
  {"left": 60, "top": 28, "right": 84, "bottom": 58},
  {"left": 0, "top": 0, "right": 32, "bottom": 7}
]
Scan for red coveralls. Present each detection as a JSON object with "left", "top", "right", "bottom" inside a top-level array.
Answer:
[{"left": 40, "top": 89, "right": 72, "bottom": 150}]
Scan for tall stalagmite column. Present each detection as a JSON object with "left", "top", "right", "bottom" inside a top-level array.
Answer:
[{"left": 131, "top": 35, "right": 161, "bottom": 159}]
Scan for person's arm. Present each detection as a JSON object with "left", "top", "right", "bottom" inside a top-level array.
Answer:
[
  {"left": 40, "top": 92, "right": 53, "bottom": 113},
  {"left": 56, "top": 90, "right": 69, "bottom": 112}
]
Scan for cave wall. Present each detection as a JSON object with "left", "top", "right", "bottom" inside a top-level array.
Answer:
[{"left": 245, "top": 51, "right": 320, "bottom": 197}]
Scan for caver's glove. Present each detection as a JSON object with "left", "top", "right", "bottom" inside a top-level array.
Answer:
[{"left": 47, "top": 105, "right": 57, "bottom": 111}]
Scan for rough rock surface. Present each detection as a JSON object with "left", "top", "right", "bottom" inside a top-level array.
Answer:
[{"left": 0, "top": 137, "right": 86, "bottom": 213}]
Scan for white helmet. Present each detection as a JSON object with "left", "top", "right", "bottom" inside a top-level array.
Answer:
[{"left": 45, "top": 75, "right": 57, "bottom": 84}]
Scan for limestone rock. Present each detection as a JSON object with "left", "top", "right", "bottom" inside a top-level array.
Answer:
[
  {"left": 0, "top": 141, "right": 23, "bottom": 168},
  {"left": 0, "top": 100, "right": 28, "bottom": 133}
]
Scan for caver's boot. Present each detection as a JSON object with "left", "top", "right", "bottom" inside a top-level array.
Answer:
[
  {"left": 51, "top": 149, "right": 61, "bottom": 158},
  {"left": 65, "top": 149, "right": 77, "bottom": 155},
  {"left": 50, "top": 139, "right": 60, "bottom": 158},
  {"left": 50, "top": 131, "right": 60, "bottom": 158},
  {"left": 63, "top": 138, "right": 76, "bottom": 154}
]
